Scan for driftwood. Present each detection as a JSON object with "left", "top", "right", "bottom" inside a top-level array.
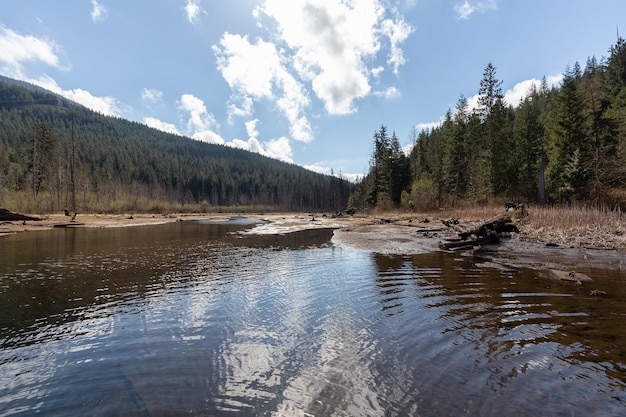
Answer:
[
  {"left": 459, "top": 213, "right": 518, "bottom": 240},
  {"left": 440, "top": 232, "right": 500, "bottom": 251},
  {"left": 0, "top": 208, "right": 41, "bottom": 221},
  {"left": 53, "top": 223, "right": 85, "bottom": 228},
  {"left": 440, "top": 213, "right": 519, "bottom": 251}
]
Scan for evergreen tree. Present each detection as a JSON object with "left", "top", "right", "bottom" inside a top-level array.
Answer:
[
  {"left": 442, "top": 102, "right": 469, "bottom": 203},
  {"left": 513, "top": 87, "right": 544, "bottom": 200},
  {"left": 547, "top": 63, "right": 591, "bottom": 199},
  {"left": 28, "top": 120, "right": 56, "bottom": 200},
  {"left": 389, "top": 131, "right": 411, "bottom": 205},
  {"left": 477, "top": 62, "right": 509, "bottom": 196}
]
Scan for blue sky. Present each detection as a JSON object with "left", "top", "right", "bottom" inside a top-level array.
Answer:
[{"left": 1, "top": 1, "right": 625, "bottom": 180}]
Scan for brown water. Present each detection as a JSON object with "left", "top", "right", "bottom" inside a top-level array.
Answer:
[{"left": 0, "top": 220, "right": 625, "bottom": 416}]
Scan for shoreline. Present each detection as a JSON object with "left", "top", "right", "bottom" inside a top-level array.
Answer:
[{"left": 2, "top": 211, "right": 624, "bottom": 271}]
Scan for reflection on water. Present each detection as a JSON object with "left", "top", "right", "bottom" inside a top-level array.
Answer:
[{"left": 1, "top": 220, "right": 625, "bottom": 416}]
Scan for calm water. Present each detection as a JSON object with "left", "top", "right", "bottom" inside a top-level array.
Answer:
[{"left": 1, "top": 220, "right": 625, "bottom": 416}]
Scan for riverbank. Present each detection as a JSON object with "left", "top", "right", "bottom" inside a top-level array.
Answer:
[{"left": 2, "top": 208, "right": 625, "bottom": 256}]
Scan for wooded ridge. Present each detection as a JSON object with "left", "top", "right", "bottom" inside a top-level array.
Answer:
[
  {"left": 0, "top": 76, "right": 352, "bottom": 213},
  {"left": 349, "top": 38, "right": 626, "bottom": 212}
]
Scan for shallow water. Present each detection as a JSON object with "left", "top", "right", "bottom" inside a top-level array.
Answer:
[{"left": 0, "top": 221, "right": 625, "bottom": 416}]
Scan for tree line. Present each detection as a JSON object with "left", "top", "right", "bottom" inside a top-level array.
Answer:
[
  {"left": 350, "top": 38, "right": 626, "bottom": 212},
  {"left": 0, "top": 77, "right": 352, "bottom": 213}
]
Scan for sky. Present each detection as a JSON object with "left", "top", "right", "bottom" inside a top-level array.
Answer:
[{"left": 1, "top": 1, "right": 626, "bottom": 180}]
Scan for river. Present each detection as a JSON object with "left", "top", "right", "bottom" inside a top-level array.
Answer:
[{"left": 1, "top": 219, "right": 625, "bottom": 416}]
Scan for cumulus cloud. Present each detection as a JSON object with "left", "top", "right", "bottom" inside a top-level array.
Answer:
[
  {"left": 184, "top": 0, "right": 204, "bottom": 24},
  {"left": 229, "top": 119, "right": 294, "bottom": 163},
  {"left": 0, "top": 26, "right": 122, "bottom": 115},
  {"left": 0, "top": 26, "right": 65, "bottom": 78},
  {"left": 214, "top": 33, "right": 313, "bottom": 142},
  {"left": 90, "top": 0, "right": 108, "bottom": 23},
  {"left": 503, "top": 74, "right": 563, "bottom": 106},
  {"left": 177, "top": 93, "right": 224, "bottom": 144},
  {"left": 213, "top": 0, "right": 413, "bottom": 149},
  {"left": 32, "top": 74, "right": 124, "bottom": 116},
  {"left": 454, "top": 0, "right": 497, "bottom": 20},
  {"left": 144, "top": 116, "right": 180, "bottom": 135}
]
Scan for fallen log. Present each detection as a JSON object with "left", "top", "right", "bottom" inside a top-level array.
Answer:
[
  {"left": 53, "top": 223, "right": 85, "bottom": 228},
  {"left": 440, "top": 212, "right": 520, "bottom": 251},
  {"left": 459, "top": 213, "right": 518, "bottom": 240},
  {"left": 0, "top": 208, "right": 41, "bottom": 221},
  {"left": 440, "top": 232, "right": 500, "bottom": 251}
]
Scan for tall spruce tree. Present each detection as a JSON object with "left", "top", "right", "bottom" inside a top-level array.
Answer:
[
  {"left": 513, "top": 86, "right": 544, "bottom": 200},
  {"left": 477, "top": 63, "right": 509, "bottom": 196},
  {"left": 28, "top": 120, "right": 56, "bottom": 200},
  {"left": 547, "top": 63, "right": 591, "bottom": 199}
]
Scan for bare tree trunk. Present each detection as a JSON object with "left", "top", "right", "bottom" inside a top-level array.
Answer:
[{"left": 537, "top": 153, "right": 546, "bottom": 205}]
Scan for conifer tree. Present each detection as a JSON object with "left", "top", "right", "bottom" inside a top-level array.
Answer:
[{"left": 547, "top": 63, "right": 591, "bottom": 199}]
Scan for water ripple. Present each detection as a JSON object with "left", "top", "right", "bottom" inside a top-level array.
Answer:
[{"left": 1, "top": 225, "right": 626, "bottom": 416}]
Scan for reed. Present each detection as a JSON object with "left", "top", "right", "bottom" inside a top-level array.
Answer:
[{"left": 519, "top": 204, "right": 625, "bottom": 249}]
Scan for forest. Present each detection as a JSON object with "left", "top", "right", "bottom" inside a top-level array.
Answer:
[
  {"left": 0, "top": 76, "right": 352, "bottom": 214},
  {"left": 349, "top": 38, "right": 626, "bottom": 212}
]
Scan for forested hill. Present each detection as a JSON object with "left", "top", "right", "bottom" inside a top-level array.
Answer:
[{"left": 0, "top": 76, "right": 352, "bottom": 213}]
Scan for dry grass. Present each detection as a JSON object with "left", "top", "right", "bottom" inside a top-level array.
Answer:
[
  {"left": 520, "top": 205, "right": 626, "bottom": 249},
  {"left": 375, "top": 203, "right": 626, "bottom": 251}
]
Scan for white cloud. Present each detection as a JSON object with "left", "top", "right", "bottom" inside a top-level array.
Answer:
[
  {"left": 263, "top": 136, "right": 293, "bottom": 162},
  {"left": 184, "top": 0, "right": 204, "bottom": 24},
  {"left": 245, "top": 118, "right": 259, "bottom": 138},
  {"left": 214, "top": 34, "right": 279, "bottom": 100},
  {"left": 257, "top": 0, "right": 401, "bottom": 115},
  {"left": 177, "top": 93, "right": 224, "bottom": 144},
  {"left": 455, "top": 1, "right": 475, "bottom": 19},
  {"left": 214, "top": 0, "right": 413, "bottom": 144},
  {"left": 374, "top": 86, "right": 401, "bottom": 99},
  {"left": 381, "top": 15, "right": 413, "bottom": 75},
  {"left": 192, "top": 130, "right": 225, "bottom": 144},
  {"left": 503, "top": 74, "right": 563, "bottom": 106},
  {"left": 227, "top": 119, "right": 293, "bottom": 163},
  {"left": 213, "top": 33, "right": 313, "bottom": 143},
  {"left": 90, "top": 0, "right": 108, "bottom": 23},
  {"left": 0, "top": 26, "right": 65, "bottom": 78},
  {"left": 415, "top": 120, "right": 442, "bottom": 132},
  {"left": 63, "top": 88, "right": 123, "bottom": 116},
  {"left": 464, "top": 74, "right": 564, "bottom": 111},
  {"left": 178, "top": 93, "right": 217, "bottom": 132},
  {"left": 454, "top": 0, "right": 497, "bottom": 20},
  {"left": 141, "top": 88, "right": 164, "bottom": 105},
  {"left": 0, "top": 27, "right": 121, "bottom": 116},
  {"left": 304, "top": 163, "right": 362, "bottom": 182},
  {"left": 32, "top": 74, "right": 124, "bottom": 116},
  {"left": 144, "top": 117, "right": 180, "bottom": 135}
]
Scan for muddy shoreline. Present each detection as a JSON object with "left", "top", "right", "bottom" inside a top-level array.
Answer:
[{"left": 2, "top": 211, "right": 624, "bottom": 273}]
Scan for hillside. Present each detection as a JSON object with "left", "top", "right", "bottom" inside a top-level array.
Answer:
[{"left": 0, "top": 77, "right": 352, "bottom": 213}]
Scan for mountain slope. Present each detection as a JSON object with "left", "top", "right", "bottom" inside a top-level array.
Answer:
[{"left": 0, "top": 77, "right": 352, "bottom": 213}]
